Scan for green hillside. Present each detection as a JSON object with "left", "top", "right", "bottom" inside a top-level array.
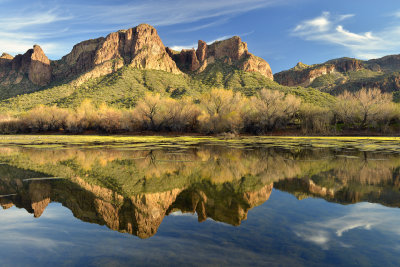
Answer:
[{"left": 0, "top": 63, "right": 336, "bottom": 112}]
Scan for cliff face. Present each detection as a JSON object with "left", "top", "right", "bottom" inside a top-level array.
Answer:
[
  {"left": 0, "top": 45, "right": 51, "bottom": 86},
  {"left": 1, "top": 175, "right": 273, "bottom": 239},
  {"left": 53, "top": 24, "right": 181, "bottom": 85},
  {"left": 274, "top": 58, "right": 363, "bottom": 87},
  {"left": 168, "top": 36, "right": 273, "bottom": 79},
  {"left": 0, "top": 24, "right": 274, "bottom": 99},
  {"left": 0, "top": 24, "right": 182, "bottom": 90}
]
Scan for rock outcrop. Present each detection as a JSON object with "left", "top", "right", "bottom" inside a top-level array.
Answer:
[
  {"left": 0, "top": 24, "right": 274, "bottom": 96},
  {"left": 274, "top": 58, "right": 364, "bottom": 87},
  {"left": 169, "top": 36, "right": 273, "bottom": 79},
  {"left": 54, "top": 24, "right": 181, "bottom": 85},
  {"left": 0, "top": 45, "right": 51, "bottom": 86}
]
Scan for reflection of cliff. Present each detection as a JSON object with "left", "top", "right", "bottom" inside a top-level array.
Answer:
[
  {"left": 274, "top": 169, "right": 400, "bottom": 208},
  {"left": 2, "top": 146, "right": 400, "bottom": 238},
  {"left": 168, "top": 183, "right": 273, "bottom": 225},
  {"left": 0, "top": 171, "right": 273, "bottom": 238},
  {"left": 0, "top": 165, "right": 52, "bottom": 217}
]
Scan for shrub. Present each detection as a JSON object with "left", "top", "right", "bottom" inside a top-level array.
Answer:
[
  {"left": 298, "top": 104, "right": 333, "bottom": 134},
  {"left": 245, "top": 89, "right": 301, "bottom": 133},
  {"left": 198, "top": 89, "right": 245, "bottom": 133}
]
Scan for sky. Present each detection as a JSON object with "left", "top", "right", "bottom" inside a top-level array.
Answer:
[{"left": 1, "top": 0, "right": 400, "bottom": 73}]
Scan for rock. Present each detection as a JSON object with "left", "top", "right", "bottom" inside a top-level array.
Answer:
[
  {"left": 367, "top": 54, "right": 400, "bottom": 72},
  {"left": 274, "top": 58, "right": 364, "bottom": 87},
  {"left": 0, "top": 45, "right": 51, "bottom": 86},
  {"left": 168, "top": 48, "right": 200, "bottom": 72},
  {"left": 239, "top": 54, "right": 273, "bottom": 79},
  {"left": 196, "top": 40, "right": 207, "bottom": 62},
  {"left": 0, "top": 53, "right": 13, "bottom": 60},
  {"left": 53, "top": 24, "right": 181, "bottom": 85},
  {"left": 275, "top": 64, "right": 336, "bottom": 87},
  {"left": 169, "top": 36, "right": 273, "bottom": 79},
  {"left": 28, "top": 45, "right": 52, "bottom": 86}
]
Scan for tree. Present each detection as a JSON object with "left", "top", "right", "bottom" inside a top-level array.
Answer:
[
  {"left": 336, "top": 88, "right": 392, "bottom": 129},
  {"left": 199, "top": 89, "right": 245, "bottom": 133},
  {"left": 247, "top": 89, "right": 301, "bottom": 132}
]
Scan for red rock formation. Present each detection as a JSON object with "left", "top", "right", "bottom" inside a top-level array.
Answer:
[
  {"left": 169, "top": 36, "right": 273, "bottom": 79},
  {"left": 53, "top": 24, "right": 181, "bottom": 85},
  {"left": 274, "top": 58, "right": 364, "bottom": 87},
  {"left": 196, "top": 40, "right": 207, "bottom": 62},
  {"left": 0, "top": 45, "right": 51, "bottom": 86},
  {"left": 29, "top": 45, "right": 52, "bottom": 86}
]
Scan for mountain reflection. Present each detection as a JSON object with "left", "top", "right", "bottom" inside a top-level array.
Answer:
[{"left": 1, "top": 146, "right": 400, "bottom": 238}]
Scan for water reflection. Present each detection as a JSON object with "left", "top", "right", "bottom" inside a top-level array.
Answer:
[{"left": 1, "top": 146, "right": 400, "bottom": 239}]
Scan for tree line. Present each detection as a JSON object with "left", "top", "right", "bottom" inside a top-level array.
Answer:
[{"left": 0, "top": 88, "right": 398, "bottom": 135}]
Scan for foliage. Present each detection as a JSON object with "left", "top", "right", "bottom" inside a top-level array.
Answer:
[{"left": 0, "top": 64, "right": 335, "bottom": 112}]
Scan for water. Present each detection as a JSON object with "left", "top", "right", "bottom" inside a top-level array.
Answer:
[{"left": 1, "top": 142, "right": 400, "bottom": 266}]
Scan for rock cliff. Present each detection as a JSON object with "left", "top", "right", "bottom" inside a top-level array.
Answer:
[
  {"left": 0, "top": 45, "right": 51, "bottom": 86},
  {"left": 0, "top": 24, "right": 274, "bottom": 99},
  {"left": 53, "top": 24, "right": 181, "bottom": 85},
  {"left": 168, "top": 36, "right": 273, "bottom": 79},
  {"left": 274, "top": 58, "right": 363, "bottom": 87}
]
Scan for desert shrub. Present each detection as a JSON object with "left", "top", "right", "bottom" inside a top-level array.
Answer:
[
  {"left": 245, "top": 89, "right": 301, "bottom": 133},
  {"left": 22, "top": 105, "right": 70, "bottom": 132},
  {"left": 335, "top": 88, "right": 393, "bottom": 129},
  {"left": 134, "top": 93, "right": 167, "bottom": 130},
  {"left": 298, "top": 104, "right": 333, "bottom": 134},
  {"left": 65, "top": 99, "right": 100, "bottom": 132},
  {"left": 198, "top": 89, "right": 245, "bottom": 133},
  {"left": 162, "top": 97, "right": 201, "bottom": 132},
  {"left": 0, "top": 114, "right": 23, "bottom": 134},
  {"left": 97, "top": 104, "right": 122, "bottom": 133}
]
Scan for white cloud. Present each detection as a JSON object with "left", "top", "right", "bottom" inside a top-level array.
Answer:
[{"left": 292, "top": 11, "right": 400, "bottom": 59}]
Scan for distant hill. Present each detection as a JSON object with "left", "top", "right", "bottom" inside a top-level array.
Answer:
[
  {"left": 274, "top": 56, "right": 400, "bottom": 98},
  {"left": 0, "top": 24, "right": 334, "bottom": 111}
]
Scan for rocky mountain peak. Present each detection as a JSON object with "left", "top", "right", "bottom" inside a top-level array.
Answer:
[
  {"left": 54, "top": 23, "right": 181, "bottom": 85},
  {"left": 28, "top": 45, "right": 52, "bottom": 86},
  {"left": 0, "top": 45, "right": 51, "bottom": 86},
  {"left": 168, "top": 36, "right": 273, "bottom": 79},
  {"left": 292, "top": 62, "right": 309, "bottom": 70}
]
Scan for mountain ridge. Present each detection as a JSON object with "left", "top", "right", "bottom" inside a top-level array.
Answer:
[
  {"left": 0, "top": 24, "right": 273, "bottom": 91},
  {"left": 274, "top": 55, "right": 400, "bottom": 95}
]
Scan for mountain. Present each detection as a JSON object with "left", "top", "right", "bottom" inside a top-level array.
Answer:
[
  {"left": 0, "top": 24, "right": 333, "bottom": 111},
  {"left": 274, "top": 55, "right": 400, "bottom": 96}
]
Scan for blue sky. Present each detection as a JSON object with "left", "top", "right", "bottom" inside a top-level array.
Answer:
[{"left": 1, "top": 0, "right": 400, "bottom": 72}]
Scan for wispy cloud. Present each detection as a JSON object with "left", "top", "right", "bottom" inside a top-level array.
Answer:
[
  {"left": 169, "top": 35, "right": 233, "bottom": 51},
  {"left": 292, "top": 11, "right": 400, "bottom": 59},
  {"left": 80, "top": 0, "right": 281, "bottom": 27},
  {"left": 0, "top": 0, "right": 287, "bottom": 58},
  {"left": 170, "top": 32, "right": 254, "bottom": 51},
  {"left": 294, "top": 203, "right": 400, "bottom": 249}
]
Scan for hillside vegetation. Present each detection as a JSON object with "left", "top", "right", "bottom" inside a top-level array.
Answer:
[
  {"left": 0, "top": 64, "right": 335, "bottom": 112},
  {"left": 0, "top": 87, "right": 398, "bottom": 135}
]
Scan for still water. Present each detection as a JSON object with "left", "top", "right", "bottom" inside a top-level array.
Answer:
[{"left": 1, "top": 139, "right": 400, "bottom": 266}]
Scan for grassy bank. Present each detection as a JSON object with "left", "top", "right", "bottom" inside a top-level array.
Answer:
[{"left": 1, "top": 135, "right": 400, "bottom": 152}]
